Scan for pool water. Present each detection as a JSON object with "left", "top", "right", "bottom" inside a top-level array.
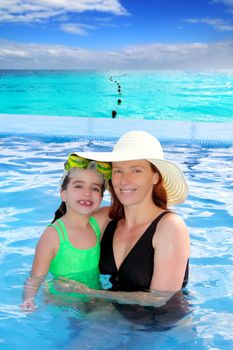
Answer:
[{"left": 0, "top": 131, "right": 233, "bottom": 349}]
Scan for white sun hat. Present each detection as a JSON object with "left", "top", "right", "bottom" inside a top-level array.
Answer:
[{"left": 74, "top": 130, "right": 188, "bottom": 206}]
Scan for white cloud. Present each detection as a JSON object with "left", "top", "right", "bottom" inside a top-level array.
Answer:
[
  {"left": 186, "top": 17, "right": 233, "bottom": 31},
  {"left": 0, "top": 0, "right": 128, "bottom": 24},
  {"left": 211, "top": 0, "right": 233, "bottom": 13},
  {"left": 1, "top": 39, "right": 233, "bottom": 70},
  {"left": 38, "top": 0, "right": 127, "bottom": 14},
  {"left": 212, "top": 0, "right": 233, "bottom": 6},
  {"left": 0, "top": 10, "right": 63, "bottom": 23},
  {"left": 60, "top": 23, "right": 95, "bottom": 35}
]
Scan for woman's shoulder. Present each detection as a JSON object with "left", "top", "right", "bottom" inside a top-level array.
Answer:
[
  {"left": 155, "top": 211, "right": 188, "bottom": 240},
  {"left": 154, "top": 211, "right": 190, "bottom": 258},
  {"left": 156, "top": 210, "right": 185, "bottom": 224}
]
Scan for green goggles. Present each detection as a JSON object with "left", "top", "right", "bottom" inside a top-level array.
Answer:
[{"left": 64, "top": 154, "right": 112, "bottom": 181}]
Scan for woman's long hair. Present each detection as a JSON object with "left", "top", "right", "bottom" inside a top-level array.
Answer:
[{"left": 109, "top": 163, "right": 168, "bottom": 220}]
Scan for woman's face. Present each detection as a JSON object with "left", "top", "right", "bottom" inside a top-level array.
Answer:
[{"left": 111, "top": 159, "right": 158, "bottom": 207}]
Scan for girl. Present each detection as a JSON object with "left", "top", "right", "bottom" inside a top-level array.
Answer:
[{"left": 21, "top": 154, "right": 111, "bottom": 311}]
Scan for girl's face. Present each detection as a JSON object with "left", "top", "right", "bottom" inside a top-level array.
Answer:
[
  {"left": 111, "top": 159, "right": 158, "bottom": 207},
  {"left": 61, "top": 169, "right": 103, "bottom": 215}
]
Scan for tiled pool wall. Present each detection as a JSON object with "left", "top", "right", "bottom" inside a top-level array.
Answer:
[{"left": 0, "top": 114, "right": 232, "bottom": 146}]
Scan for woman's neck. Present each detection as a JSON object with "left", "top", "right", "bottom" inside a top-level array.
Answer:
[{"left": 123, "top": 202, "right": 163, "bottom": 228}]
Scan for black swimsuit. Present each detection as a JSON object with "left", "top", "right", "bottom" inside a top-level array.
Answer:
[{"left": 99, "top": 211, "right": 189, "bottom": 291}]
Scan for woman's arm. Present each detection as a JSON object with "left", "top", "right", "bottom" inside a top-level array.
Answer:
[
  {"left": 54, "top": 279, "right": 176, "bottom": 307},
  {"left": 20, "top": 227, "right": 58, "bottom": 311},
  {"left": 150, "top": 213, "right": 190, "bottom": 291}
]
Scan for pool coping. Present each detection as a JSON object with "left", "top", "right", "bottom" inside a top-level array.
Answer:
[{"left": 0, "top": 114, "right": 232, "bottom": 146}]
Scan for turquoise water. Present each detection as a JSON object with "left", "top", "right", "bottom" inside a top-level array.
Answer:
[
  {"left": 0, "top": 130, "right": 233, "bottom": 349},
  {"left": 1, "top": 70, "right": 233, "bottom": 122},
  {"left": 0, "top": 70, "right": 233, "bottom": 348}
]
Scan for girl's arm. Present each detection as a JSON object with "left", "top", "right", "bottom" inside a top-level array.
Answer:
[{"left": 20, "top": 227, "right": 58, "bottom": 312}]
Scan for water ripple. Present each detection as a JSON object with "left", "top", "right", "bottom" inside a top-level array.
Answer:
[{"left": 0, "top": 136, "right": 232, "bottom": 349}]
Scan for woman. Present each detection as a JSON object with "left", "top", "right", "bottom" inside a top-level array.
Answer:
[{"left": 59, "top": 130, "right": 190, "bottom": 307}]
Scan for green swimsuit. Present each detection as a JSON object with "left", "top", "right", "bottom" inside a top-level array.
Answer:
[{"left": 48, "top": 217, "right": 101, "bottom": 292}]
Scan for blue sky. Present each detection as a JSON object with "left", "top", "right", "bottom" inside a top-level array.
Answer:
[{"left": 1, "top": 0, "right": 233, "bottom": 69}]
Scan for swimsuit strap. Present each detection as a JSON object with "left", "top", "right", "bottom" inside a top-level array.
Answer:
[
  {"left": 48, "top": 217, "right": 101, "bottom": 242},
  {"left": 56, "top": 219, "right": 69, "bottom": 241},
  {"left": 148, "top": 211, "right": 171, "bottom": 237},
  {"left": 89, "top": 216, "right": 101, "bottom": 239},
  {"left": 153, "top": 210, "right": 170, "bottom": 224},
  {"left": 48, "top": 221, "right": 66, "bottom": 242}
]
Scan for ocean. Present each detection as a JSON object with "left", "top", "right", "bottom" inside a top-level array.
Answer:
[{"left": 1, "top": 70, "right": 233, "bottom": 122}]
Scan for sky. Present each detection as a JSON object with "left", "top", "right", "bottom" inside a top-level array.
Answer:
[{"left": 1, "top": 0, "right": 233, "bottom": 69}]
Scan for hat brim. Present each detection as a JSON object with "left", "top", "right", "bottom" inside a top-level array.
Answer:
[{"left": 74, "top": 151, "right": 188, "bottom": 206}]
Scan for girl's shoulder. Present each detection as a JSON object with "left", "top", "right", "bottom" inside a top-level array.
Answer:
[{"left": 37, "top": 224, "right": 60, "bottom": 247}]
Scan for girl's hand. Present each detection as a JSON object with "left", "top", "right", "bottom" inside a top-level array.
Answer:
[{"left": 20, "top": 299, "right": 36, "bottom": 312}]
